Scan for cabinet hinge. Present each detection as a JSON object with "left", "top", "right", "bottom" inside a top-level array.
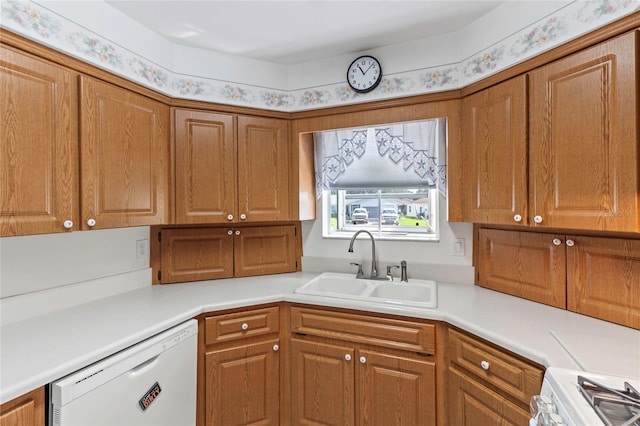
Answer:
[
  {"left": 157, "top": 270, "right": 162, "bottom": 281},
  {"left": 157, "top": 231, "right": 162, "bottom": 242},
  {"left": 476, "top": 271, "right": 480, "bottom": 282},
  {"left": 294, "top": 227, "right": 297, "bottom": 236}
]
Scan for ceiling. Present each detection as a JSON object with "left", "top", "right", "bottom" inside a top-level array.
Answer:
[{"left": 105, "top": 1, "right": 504, "bottom": 65}]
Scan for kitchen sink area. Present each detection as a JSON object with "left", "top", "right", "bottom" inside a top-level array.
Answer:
[{"left": 294, "top": 272, "right": 438, "bottom": 308}]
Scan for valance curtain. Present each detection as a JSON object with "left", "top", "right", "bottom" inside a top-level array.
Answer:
[{"left": 313, "top": 119, "right": 447, "bottom": 198}]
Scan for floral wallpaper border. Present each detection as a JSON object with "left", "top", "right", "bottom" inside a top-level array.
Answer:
[{"left": 1, "top": 0, "right": 638, "bottom": 112}]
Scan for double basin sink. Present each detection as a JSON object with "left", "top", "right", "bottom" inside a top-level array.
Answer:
[{"left": 294, "top": 272, "right": 438, "bottom": 309}]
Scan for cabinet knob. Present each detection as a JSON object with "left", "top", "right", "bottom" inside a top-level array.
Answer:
[
  {"left": 481, "top": 360, "right": 490, "bottom": 370},
  {"left": 227, "top": 214, "right": 234, "bottom": 221},
  {"left": 344, "top": 354, "right": 352, "bottom": 361},
  {"left": 565, "top": 239, "right": 575, "bottom": 247},
  {"left": 240, "top": 213, "right": 247, "bottom": 220},
  {"left": 534, "top": 215, "right": 543, "bottom": 224},
  {"left": 227, "top": 230, "right": 233, "bottom": 236},
  {"left": 552, "top": 238, "right": 562, "bottom": 246},
  {"left": 63, "top": 220, "right": 74, "bottom": 229},
  {"left": 359, "top": 356, "right": 367, "bottom": 364},
  {"left": 241, "top": 323, "right": 249, "bottom": 330},
  {"left": 513, "top": 214, "right": 522, "bottom": 223},
  {"left": 273, "top": 344, "right": 279, "bottom": 352},
  {"left": 87, "top": 218, "right": 96, "bottom": 227},
  {"left": 235, "top": 230, "right": 241, "bottom": 236}
]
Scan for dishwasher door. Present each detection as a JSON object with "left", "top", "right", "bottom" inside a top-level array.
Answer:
[{"left": 50, "top": 319, "right": 197, "bottom": 426}]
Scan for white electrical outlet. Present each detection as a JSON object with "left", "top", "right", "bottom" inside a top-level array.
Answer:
[
  {"left": 452, "top": 238, "right": 465, "bottom": 257},
  {"left": 136, "top": 239, "right": 148, "bottom": 260}
]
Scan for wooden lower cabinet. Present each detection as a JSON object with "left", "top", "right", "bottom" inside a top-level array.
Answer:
[
  {"left": 205, "top": 339, "right": 280, "bottom": 426},
  {"left": 288, "top": 306, "right": 437, "bottom": 426},
  {"left": 448, "top": 368, "right": 530, "bottom": 425},
  {"left": 0, "top": 388, "right": 45, "bottom": 426},
  {"left": 446, "top": 327, "right": 543, "bottom": 426},
  {"left": 200, "top": 306, "right": 281, "bottom": 426}
]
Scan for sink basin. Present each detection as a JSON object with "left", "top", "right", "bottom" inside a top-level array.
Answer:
[{"left": 294, "top": 272, "right": 437, "bottom": 308}]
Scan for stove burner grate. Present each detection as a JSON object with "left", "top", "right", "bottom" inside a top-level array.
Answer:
[{"left": 578, "top": 376, "right": 640, "bottom": 426}]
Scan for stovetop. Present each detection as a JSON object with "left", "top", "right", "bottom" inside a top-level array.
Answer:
[
  {"left": 539, "top": 367, "right": 640, "bottom": 426},
  {"left": 579, "top": 375, "right": 640, "bottom": 426}
]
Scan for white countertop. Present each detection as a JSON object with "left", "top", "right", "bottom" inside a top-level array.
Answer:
[{"left": 1, "top": 272, "right": 639, "bottom": 405}]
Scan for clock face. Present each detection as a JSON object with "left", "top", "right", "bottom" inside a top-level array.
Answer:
[{"left": 347, "top": 56, "right": 382, "bottom": 93}]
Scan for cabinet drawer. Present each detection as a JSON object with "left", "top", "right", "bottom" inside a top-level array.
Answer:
[
  {"left": 290, "top": 306, "right": 435, "bottom": 354},
  {"left": 448, "top": 329, "right": 543, "bottom": 405},
  {"left": 205, "top": 306, "right": 279, "bottom": 345}
]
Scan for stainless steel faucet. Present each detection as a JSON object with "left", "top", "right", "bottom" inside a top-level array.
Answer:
[{"left": 348, "top": 230, "right": 379, "bottom": 278}]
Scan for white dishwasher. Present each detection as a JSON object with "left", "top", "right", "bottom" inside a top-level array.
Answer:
[{"left": 49, "top": 319, "right": 198, "bottom": 426}]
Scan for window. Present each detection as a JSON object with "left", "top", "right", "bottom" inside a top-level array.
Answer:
[{"left": 314, "top": 119, "right": 446, "bottom": 241}]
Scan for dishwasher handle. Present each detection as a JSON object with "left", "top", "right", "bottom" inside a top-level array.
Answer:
[{"left": 128, "top": 354, "right": 160, "bottom": 377}]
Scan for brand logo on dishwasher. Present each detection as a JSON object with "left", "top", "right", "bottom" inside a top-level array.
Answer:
[{"left": 139, "top": 382, "right": 162, "bottom": 410}]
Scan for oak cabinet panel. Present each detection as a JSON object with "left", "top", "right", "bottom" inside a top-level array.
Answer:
[
  {"left": 461, "top": 75, "right": 528, "bottom": 225},
  {"left": 80, "top": 76, "right": 170, "bottom": 229},
  {"left": 448, "top": 368, "right": 531, "bottom": 426},
  {"left": 174, "top": 109, "right": 235, "bottom": 224},
  {"left": 567, "top": 236, "right": 640, "bottom": 329},
  {"left": 201, "top": 307, "right": 281, "bottom": 426},
  {"left": 289, "top": 306, "right": 437, "bottom": 426},
  {"left": 160, "top": 227, "right": 233, "bottom": 283},
  {"left": 290, "top": 338, "right": 356, "bottom": 426},
  {"left": 477, "top": 228, "right": 567, "bottom": 308},
  {"left": 155, "top": 225, "right": 297, "bottom": 283},
  {"left": 358, "top": 349, "right": 436, "bottom": 426},
  {"left": 173, "top": 110, "right": 290, "bottom": 224},
  {"left": 529, "top": 31, "right": 638, "bottom": 232},
  {"left": 462, "top": 32, "right": 639, "bottom": 232},
  {"left": 0, "top": 388, "right": 45, "bottom": 426},
  {"left": 446, "top": 328, "right": 542, "bottom": 426},
  {"left": 205, "top": 339, "right": 280, "bottom": 426},
  {"left": 0, "top": 46, "right": 78, "bottom": 236},
  {"left": 477, "top": 227, "right": 640, "bottom": 328},
  {"left": 237, "top": 116, "right": 290, "bottom": 223}
]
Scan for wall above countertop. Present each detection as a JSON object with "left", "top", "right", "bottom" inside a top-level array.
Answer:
[{"left": 1, "top": 0, "right": 638, "bottom": 112}]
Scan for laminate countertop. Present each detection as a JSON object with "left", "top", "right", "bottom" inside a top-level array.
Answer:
[{"left": 1, "top": 272, "right": 639, "bottom": 404}]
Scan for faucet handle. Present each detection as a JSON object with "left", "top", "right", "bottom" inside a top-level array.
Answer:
[
  {"left": 386, "top": 264, "right": 400, "bottom": 281},
  {"left": 350, "top": 262, "right": 364, "bottom": 278}
]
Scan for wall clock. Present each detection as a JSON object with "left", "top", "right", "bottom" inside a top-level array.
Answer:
[{"left": 347, "top": 55, "right": 382, "bottom": 93}]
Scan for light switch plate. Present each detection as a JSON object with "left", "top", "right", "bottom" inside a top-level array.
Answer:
[{"left": 452, "top": 238, "right": 465, "bottom": 257}]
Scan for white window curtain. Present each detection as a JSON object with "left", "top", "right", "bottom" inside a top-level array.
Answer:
[{"left": 313, "top": 119, "right": 447, "bottom": 197}]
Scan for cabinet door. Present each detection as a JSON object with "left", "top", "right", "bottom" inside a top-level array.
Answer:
[
  {"left": 237, "top": 116, "right": 290, "bottom": 222},
  {"left": 567, "top": 236, "right": 640, "bottom": 329},
  {"left": 529, "top": 32, "right": 638, "bottom": 231},
  {"left": 0, "top": 46, "right": 78, "bottom": 236},
  {"left": 448, "top": 368, "right": 530, "bottom": 426},
  {"left": 290, "top": 338, "right": 355, "bottom": 426},
  {"left": 462, "top": 75, "right": 528, "bottom": 226},
  {"left": 477, "top": 228, "right": 566, "bottom": 308},
  {"left": 205, "top": 339, "right": 280, "bottom": 426},
  {"left": 80, "top": 76, "right": 170, "bottom": 229},
  {"left": 160, "top": 228, "right": 233, "bottom": 283},
  {"left": 0, "top": 387, "right": 45, "bottom": 426},
  {"left": 174, "top": 109, "right": 236, "bottom": 224},
  {"left": 234, "top": 225, "right": 297, "bottom": 277},
  {"left": 358, "top": 349, "right": 436, "bottom": 426}
]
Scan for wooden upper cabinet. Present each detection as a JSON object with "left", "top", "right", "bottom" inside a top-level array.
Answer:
[
  {"left": 160, "top": 227, "right": 234, "bottom": 283},
  {"left": 0, "top": 46, "right": 78, "bottom": 236},
  {"left": 462, "top": 75, "right": 528, "bottom": 225},
  {"left": 529, "top": 31, "right": 639, "bottom": 232},
  {"left": 80, "top": 76, "right": 170, "bottom": 229},
  {"left": 237, "top": 115, "right": 290, "bottom": 222},
  {"left": 174, "top": 109, "right": 236, "bottom": 224},
  {"left": 234, "top": 225, "right": 297, "bottom": 277},
  {"left": 477, "top": 228, "right": 567, "bottom": 309},
  {"left": 567, "top": 236, "right": 640, "bottom": 329},
  {"left": 173, "top": 111, "right": 290, "bottom": 224}
]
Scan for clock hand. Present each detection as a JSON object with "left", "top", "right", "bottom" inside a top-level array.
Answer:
[
  {"left": 358, "top": 65, "right": 365, "bottom": 74},
  {"left": 363, "top": 64, "right": 374, "bottom": 74}
]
